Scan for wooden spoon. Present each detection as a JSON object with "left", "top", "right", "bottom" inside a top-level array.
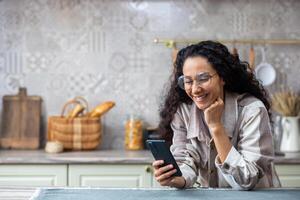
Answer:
[
  {"left": 249, "top": 45, "right": 255, "bottom": 70},
  {"left": 172, "top": 47, "right": 179, "bottom": 64},
  {"left": 232, "top": 43, "right": 239, "bottom": 60}
]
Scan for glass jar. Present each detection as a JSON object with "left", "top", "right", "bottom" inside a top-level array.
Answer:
[{"left": 125, "top": 115, "right": 143, "bottom": 150}]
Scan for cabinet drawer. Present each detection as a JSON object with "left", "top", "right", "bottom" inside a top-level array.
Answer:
[
  {"left": 69, "top": 164, "right": 152, "bottom": 188},
  {"left": 0, "top": 164, "right": 67, "bottom": 187},
  {"left": 275, "top": 165, "right": 300, "bottom": 187}
]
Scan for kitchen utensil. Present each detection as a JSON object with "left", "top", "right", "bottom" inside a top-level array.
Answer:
[
  {"left": 255, "top": 47, "right": 276, "bottom": 86},
  {"left": 232, "top": 42, "right": 239, "bottom": 60},
  {"left": 172, "top": 46, "right": 179, "bottom": 64},
  {"left": 249, "top": 44, "right": 255, "bottom": 70},
  {"left": 0, "top": 87, "right": 42, "bottom": 149}
]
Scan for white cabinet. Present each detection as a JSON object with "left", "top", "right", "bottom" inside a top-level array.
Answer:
[
  {"left": 0, "top": 164, "right": 67, "bottom": 187},
  {"left": 151, "top": 165, "right": 300, "bottom": 188},
  {"left": 68, "top": 164, "right": 153, "bottom": 188},
  {"left": 0, "top": 163, "right": 299, "bottom": 188},
  {"left": 275, "top": 165, "right": 300, "bottom": 187}
]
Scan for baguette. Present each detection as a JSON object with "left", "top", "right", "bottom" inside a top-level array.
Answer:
[
  {"left": 88, "top": 101, "right": 115, "bottom": 118},
  {"left": 66, "top": 104, "right": 85, "bottom": 118}
]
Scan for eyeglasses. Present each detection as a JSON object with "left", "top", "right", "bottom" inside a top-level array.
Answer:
[{"left": 177, "top": 72, "right": 217, "bottom": 90}]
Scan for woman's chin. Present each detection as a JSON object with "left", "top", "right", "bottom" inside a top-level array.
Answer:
[{"left": 194, "top": 101, "right": 210, "bottom": 110}]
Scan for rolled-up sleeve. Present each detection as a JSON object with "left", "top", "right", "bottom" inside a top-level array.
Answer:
[
  {"left": 215, "top": 104, "right": 273, "bottom": 190},
  {"left": 170, "top": 110, "right": 200, "bottom": 188}
]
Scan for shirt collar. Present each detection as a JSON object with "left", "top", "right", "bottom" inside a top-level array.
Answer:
[{"left": 222, "top": 92, "right": 239, "bottom": 138}]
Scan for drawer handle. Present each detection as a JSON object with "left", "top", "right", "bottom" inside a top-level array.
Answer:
[{"left": 145, "top": 166, "right": 153, "bottom": 173}]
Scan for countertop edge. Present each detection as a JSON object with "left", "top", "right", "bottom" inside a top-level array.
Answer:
[{"left": 1, "top": 150, "right": 300, "bottom": 164}]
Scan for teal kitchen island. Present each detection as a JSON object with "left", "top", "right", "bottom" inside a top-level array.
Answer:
[{"left": 2, "top": 187, "right": 300, "bottom": 200}]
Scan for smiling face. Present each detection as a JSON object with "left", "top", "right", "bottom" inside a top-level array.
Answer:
[{"left": 182, "top": 56, "right": 225, "bottom": 110}]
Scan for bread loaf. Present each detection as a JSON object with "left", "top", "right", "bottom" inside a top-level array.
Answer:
[
  {"left": 66, "top": 104, "right": 85, "bottom": 118},
  {"left": 88, "top": 101, "right": 115, "bottom": 118}
]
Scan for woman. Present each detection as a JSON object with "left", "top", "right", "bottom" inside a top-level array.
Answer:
[{"left": 153, "top": 41, "right": 281, "bottom": 190}]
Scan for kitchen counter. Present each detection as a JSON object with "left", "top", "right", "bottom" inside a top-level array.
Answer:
[
  {"left": 1, "top": 187, "right": 300, "bottom": 200},
  {"left": 0, "top": 149, "right": 300, "bottom": 164},
  {"left": 1, "top": 150, "right": 300, "bottom": 188},
  {"left": 273, "top": 152, "right": 300, "bottom": 164},
  {"left": 0, "top": 150, "right": 154, "bottom": 164}
]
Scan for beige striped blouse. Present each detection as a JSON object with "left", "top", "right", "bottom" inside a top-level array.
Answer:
[{"left": 170, "top": 92, "right": 281, "bottom": 189}]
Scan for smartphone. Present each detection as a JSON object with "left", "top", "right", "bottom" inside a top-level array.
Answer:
[{"left": 147, "top": 139, "right": 182, "bottom": 177}]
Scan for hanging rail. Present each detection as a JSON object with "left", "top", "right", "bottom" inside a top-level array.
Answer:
[{"left": 153, "top": 38, "right": 300, "bottom": 48}]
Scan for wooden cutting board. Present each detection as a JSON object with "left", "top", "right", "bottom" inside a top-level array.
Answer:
[{"left": 0, "top": 88, "right": 42, "bottom": 149}]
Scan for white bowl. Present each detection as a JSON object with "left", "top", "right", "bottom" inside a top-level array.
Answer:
[{"left": 255, "top": 62, "right": 276, "bottom": 86}]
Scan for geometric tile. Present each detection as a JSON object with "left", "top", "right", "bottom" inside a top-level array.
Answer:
[
  {"left": 3, "top": 33, "right": 23, "bottom": 51},
  {"left": 129, "top": 33, "right": 146, "bottom": 51},
  {"left": 0, "top": 52, "right": 23, "bottom": 74},
  {"left": 109, "top": 52, "right": 128, "bottom": 72},
  {"left": 129, "top": 12, "right": 149, "bottom": 31},
  {"left": 88, "top": 73, "right": 109, "bottom": 94},
  {"left": 127, "top": 93, "right": 151, "bottom": 114},
  {"left": 3, "top": 73, "right": 25, "bottom": 93},
  {"left": 25, "top": 52, "right": 55, "bottom": 73},
  {"left": 128, "top": 53, "right": 150, "bottom": 73},
  {"left": 1, "top": 0, "right": 300, "bottom": 149}
]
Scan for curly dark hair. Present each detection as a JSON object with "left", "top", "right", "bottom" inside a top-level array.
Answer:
[{"left": 158, "top": 40, "right": 271, "bottom": 143}]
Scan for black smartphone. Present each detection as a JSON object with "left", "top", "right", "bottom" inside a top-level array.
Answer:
[{"left": 147, "top": 139, "right": 182, "bottom": 177}]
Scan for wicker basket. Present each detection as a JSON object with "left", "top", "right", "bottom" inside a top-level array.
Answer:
[{"left": 47, "top": 97, "right": 102, "bottom": 150}]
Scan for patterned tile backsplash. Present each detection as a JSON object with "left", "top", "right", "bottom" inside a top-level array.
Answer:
[{"left": 0, "top": 0, "right": 299, "bottom": 149}]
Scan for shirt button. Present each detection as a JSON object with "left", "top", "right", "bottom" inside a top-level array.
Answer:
[
  {"left": 210, "top": 169, "right": 214, "bottom": 174},
  {"left": 223, "top": 163, "right": 230, "bottom": 170}
]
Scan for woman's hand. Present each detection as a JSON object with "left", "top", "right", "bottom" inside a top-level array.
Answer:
[
  {"left": 204, "top": 97, "right": 232, "bottom": 163},
  {"left": 152, "top": 160, "right": 186, "bottom": 188},
  {"left": 204, "top": 97, "right": 224, "bottom": 130}
]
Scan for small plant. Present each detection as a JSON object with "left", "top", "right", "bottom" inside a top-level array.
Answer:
[{"left": 271, "top": 91, "right": 300, "bottom": 116}]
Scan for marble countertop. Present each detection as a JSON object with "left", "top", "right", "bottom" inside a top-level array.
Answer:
[
  {"left": 273, "top": 152, "right": 300, "bottom": 164},
  {"left": 0, "top": 149, "right": 300, "bottom": 164},
  {"left": 0, "top": 150, "right": 154, "bottom": 164}
]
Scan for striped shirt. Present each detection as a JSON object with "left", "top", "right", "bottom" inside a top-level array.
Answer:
[{"left": 170, "top": 92, "right": 281, "bottom": 189}]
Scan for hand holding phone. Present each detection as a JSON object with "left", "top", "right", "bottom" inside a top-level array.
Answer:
[{"left": 147, "top": 140, "right": 182, "bottom": 177}]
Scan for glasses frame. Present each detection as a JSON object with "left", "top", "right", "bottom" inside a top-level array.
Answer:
[{"left": 177, "top": 72, "right": 217, "bottom": 90}]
